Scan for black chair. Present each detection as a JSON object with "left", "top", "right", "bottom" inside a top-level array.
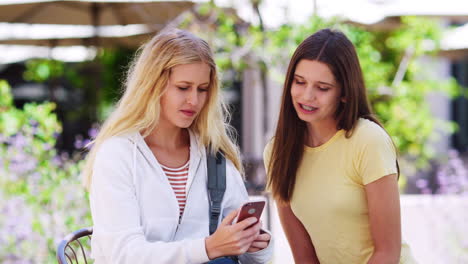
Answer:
[{"left": 56, "top": 227, "right": 93, "bottom": 264}]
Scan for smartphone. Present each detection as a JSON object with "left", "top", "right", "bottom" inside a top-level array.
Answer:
[{"left": 233, "top": 200, "right": 266, "bottom": 225}]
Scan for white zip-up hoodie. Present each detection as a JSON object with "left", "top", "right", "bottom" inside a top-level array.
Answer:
[{"left": 90, "top": 130, "right": 273, "bottom": 264}]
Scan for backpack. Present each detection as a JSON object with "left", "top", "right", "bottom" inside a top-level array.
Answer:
[{"left": 207, "top": 151, "right": 239, "bottom": 264}]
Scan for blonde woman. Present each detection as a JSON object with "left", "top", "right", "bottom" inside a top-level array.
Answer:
[{"left": 82, "top": 29, "right": 272, "bottom": 264}]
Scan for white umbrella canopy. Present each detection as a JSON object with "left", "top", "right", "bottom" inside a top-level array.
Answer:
[
  {"left": 0, "top": 0, "right": 202, "bottom": 50},
  {"left": 0, "top": 23, "right": 154, "bottom": 48},
  {"left": 0, "top": 0, "right": 205, "bottom": 104},
  {"left": 0, "top": 0, "right": 197, "bottom": 29}
]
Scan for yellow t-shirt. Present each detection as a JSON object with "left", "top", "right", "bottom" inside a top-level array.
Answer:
[{"left": 264, "top": 118, "right": 415, "bottom": 264}]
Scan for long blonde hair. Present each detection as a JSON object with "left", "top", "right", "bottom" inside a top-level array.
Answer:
[{"left": 82, "top": 28, "right": 243, "bottom": 189}]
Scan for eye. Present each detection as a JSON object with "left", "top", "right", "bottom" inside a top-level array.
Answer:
[
  {"left": 294, "top": 79, "right": 305, "bottom": 85},
  {"left": 177, "top": 86, "right": 189, "bottom": 91},
  {"left": 198, "top": 87, "right": 208, "bottom": 92},
  {"left": 318, "top": 87, "right": 330, "bottom": 91}
]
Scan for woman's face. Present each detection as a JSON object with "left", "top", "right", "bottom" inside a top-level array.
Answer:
[
  {"left": 160, "top": 62, "right": 210, "bottom": 129},
  {"left": 290, "top": 59, "right": 342, "bottom": 128}
]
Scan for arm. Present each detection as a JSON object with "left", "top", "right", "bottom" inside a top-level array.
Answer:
[
  {"left": 277, "top": 202, "right": 320, "bottom": 264},
  {"left": 90, "top": 139, "right": 209, "bottom": 264},
  {"left": 222, "top": 160, "right": 274, "bottom": 264},
  {"left": 365, "top": 174, "right": 401, "bottom": 264}
]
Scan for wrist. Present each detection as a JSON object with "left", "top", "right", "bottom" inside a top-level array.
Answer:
[{"left": 205, "top": 236, "right": 221, "bottom": 260}]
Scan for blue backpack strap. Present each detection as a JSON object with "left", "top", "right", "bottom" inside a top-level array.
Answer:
[
  {"left": 206, "top": 151, "right": 240, "bottom": 264},
  {"left": 207, "top": 151, "right": 226, "bottom": 235}
]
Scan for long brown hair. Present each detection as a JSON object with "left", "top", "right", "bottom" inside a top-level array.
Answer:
[{"left": 267, "top": 28, "right": 399, "bottom": 203}]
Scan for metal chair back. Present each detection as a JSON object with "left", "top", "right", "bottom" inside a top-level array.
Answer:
[{"left": 56, "top": 227, "right": 93, "bottom": 264}]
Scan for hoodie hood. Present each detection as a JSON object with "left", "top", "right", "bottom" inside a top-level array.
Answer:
[{"left": 124, "top": 129, "right": 204, "bottom": 195}]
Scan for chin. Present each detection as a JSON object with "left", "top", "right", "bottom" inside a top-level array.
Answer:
[
  {"left": 298, "top": 116, "right": 319, "bottom": 124},
  {"left": 175, "top": 120, "right": 195, "bottom": 129}
]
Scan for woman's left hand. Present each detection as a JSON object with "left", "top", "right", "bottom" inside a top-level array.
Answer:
[{"left": 247, "top": 230, "right": 271, "bottom": 252}]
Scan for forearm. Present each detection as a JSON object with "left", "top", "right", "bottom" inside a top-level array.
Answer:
[
  {"left": 365, "top": 174, "right": 401, "bottom": 264},
  {"left": 277, "top": 203, "right": 320, "bottom": 263},
  {"left": 282, "top": 222, "right": 320, "bottom": 263},
  {"left": 93, "top": 229, "right": 209, "bottom": 264},
  {"left": 291, "top": 250, "right": 320, "bottom": 264},
  {"left": 367, "top": 249, "right": 400, "bottom": 264}
]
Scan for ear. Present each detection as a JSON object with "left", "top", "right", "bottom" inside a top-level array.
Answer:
[{"left": 341, "top": 97, "right": 347, "bottom": 103}]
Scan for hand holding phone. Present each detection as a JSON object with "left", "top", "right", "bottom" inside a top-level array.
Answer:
[{"left": 233, "top": 200, "right": 266, "bottom": 226}]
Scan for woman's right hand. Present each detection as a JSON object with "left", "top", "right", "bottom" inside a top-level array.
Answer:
[{"left": 205, "top": 209, "right": 261, "bottom": 259}]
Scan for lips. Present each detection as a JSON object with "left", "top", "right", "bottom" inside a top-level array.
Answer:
[
  {"left": 180, "top": 109, "right": 196, "bottom": 117},
  {"left": 298, "top": 103, "right": 318, "bottom": 113}
]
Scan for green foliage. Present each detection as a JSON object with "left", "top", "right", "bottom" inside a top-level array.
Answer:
[
  {"left": 1, "top": 6, "right": 465, "bottom": 262},
  {"left": 22, "top": 54, "right": 128, "bottom": 122},
  {"left": 0, "top": 80, "right": 13, "bottom": 107},
  {"left": 0, "top": 80, "right": 91, "bottom": 263},
  {"left": 354, "top": 18, "right": 458, "bottom": 171},
  {"left": 97, "top": 48, "right": 136, "bottom": 120},
  {"left": 23, "top": 59, "right": 66, "bottom": 83},
  {"left": 186, "top": 7, "right": 461, "bottom": 182},
  {"left": 265, "top": 17, "right": 460, "bottom": 176}
]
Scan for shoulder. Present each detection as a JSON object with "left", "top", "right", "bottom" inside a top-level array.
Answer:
[
  {"left": 351, "top": 118, "right": 391, "bottom": 143},
  {"left": 91, "top": 133, "right": 138, "bottom": 187},
  {"left": 225, "top": 157, "right": 237, "bottom": 174},
  {"left": 350, "top": 118, "right": 396, "bottom": 160},
  {"left": 95, "top": 133, "right": 136, "bottom": 162},
  {"left": 224, "top": 156, "right": 248, "bottom": 192}
]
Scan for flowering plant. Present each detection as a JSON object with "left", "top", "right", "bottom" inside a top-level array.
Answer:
[
  {"left": 414, "top": 149, "right": 468, "bottom": 195},
  {"left": 0, "top": 80, "right": 92, "bottom": 263}
]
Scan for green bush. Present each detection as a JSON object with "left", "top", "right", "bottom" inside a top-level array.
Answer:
[{"left": 0, "top": 80, "right": 91, "bottom": 263}]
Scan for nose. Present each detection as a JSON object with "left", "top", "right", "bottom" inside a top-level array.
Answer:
[
  {"left": 187, "top": 89, "right": 198, "bottom": 106},
  {"left": 302, "top": 85, "right": 316, "bottom": 101}
]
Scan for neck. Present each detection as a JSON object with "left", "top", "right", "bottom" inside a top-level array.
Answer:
[
  {"left": 305, "top": 120, "right": 339, "bottom": 147},
  {"left": 145, "top": 120, "right": 189, "bottom": 150}
]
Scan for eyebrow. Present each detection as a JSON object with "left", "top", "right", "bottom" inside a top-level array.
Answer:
[
  {"left": 294, "top": 74, "right": 335, "bottom": 87},
  {"left": 176, "top": 81, "right": 210, "bottom": 86}
]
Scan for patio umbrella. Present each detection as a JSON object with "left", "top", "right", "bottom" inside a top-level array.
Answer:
[
  {"left": 0, "top": 0, "right": 196, "bottom": 27},
  {"left": 0, "top": 0, "right": 198, "bottom": 46},
  {"left": 0, "top": 0, "right": 200, "bottom": 122},
  {"left": 0, "top": 23, "right": 155, "bottom": 48}
]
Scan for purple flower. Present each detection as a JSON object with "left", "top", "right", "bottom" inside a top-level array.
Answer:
[
  {"left": 28, "top": 119, "right": 38, "bottom": 127},
  {"left": 74, "top": 139, "right": 83, "bottom": 149},
  {"left": 82, "top": 139, "right": 92, "bottom": 149},
  {"left": 416, "top": 178, "right": 428, "bottom": 189},
  {"left": 52, "top": 156, "right": 62, "bottom": 166},
  {"left": 88, "top": 126, "right": 99, "bottom": 139},
  {"left": 10, "top": 134, "right": 27, "bottom": 148},
  {"left": 432, "top": 149, "right": 468, "bottom": 195},
  {"left": 60, "top": 152, "right": 69, "bottom": 161},
  {"left": 421, "top": 188, "right": 432, "bottom": 194}
]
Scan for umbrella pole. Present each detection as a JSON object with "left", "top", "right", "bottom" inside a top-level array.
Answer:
[
  {"left": 91, "top": 3, "right": 100, "bottom": 47},
  {"left": 47, "top": 39, "right": 58, "bottom": 103}
]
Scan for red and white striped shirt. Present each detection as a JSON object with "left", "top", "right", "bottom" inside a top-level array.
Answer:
[{"left": 161, "top": 161, "right": 189, "bottom": 218}]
